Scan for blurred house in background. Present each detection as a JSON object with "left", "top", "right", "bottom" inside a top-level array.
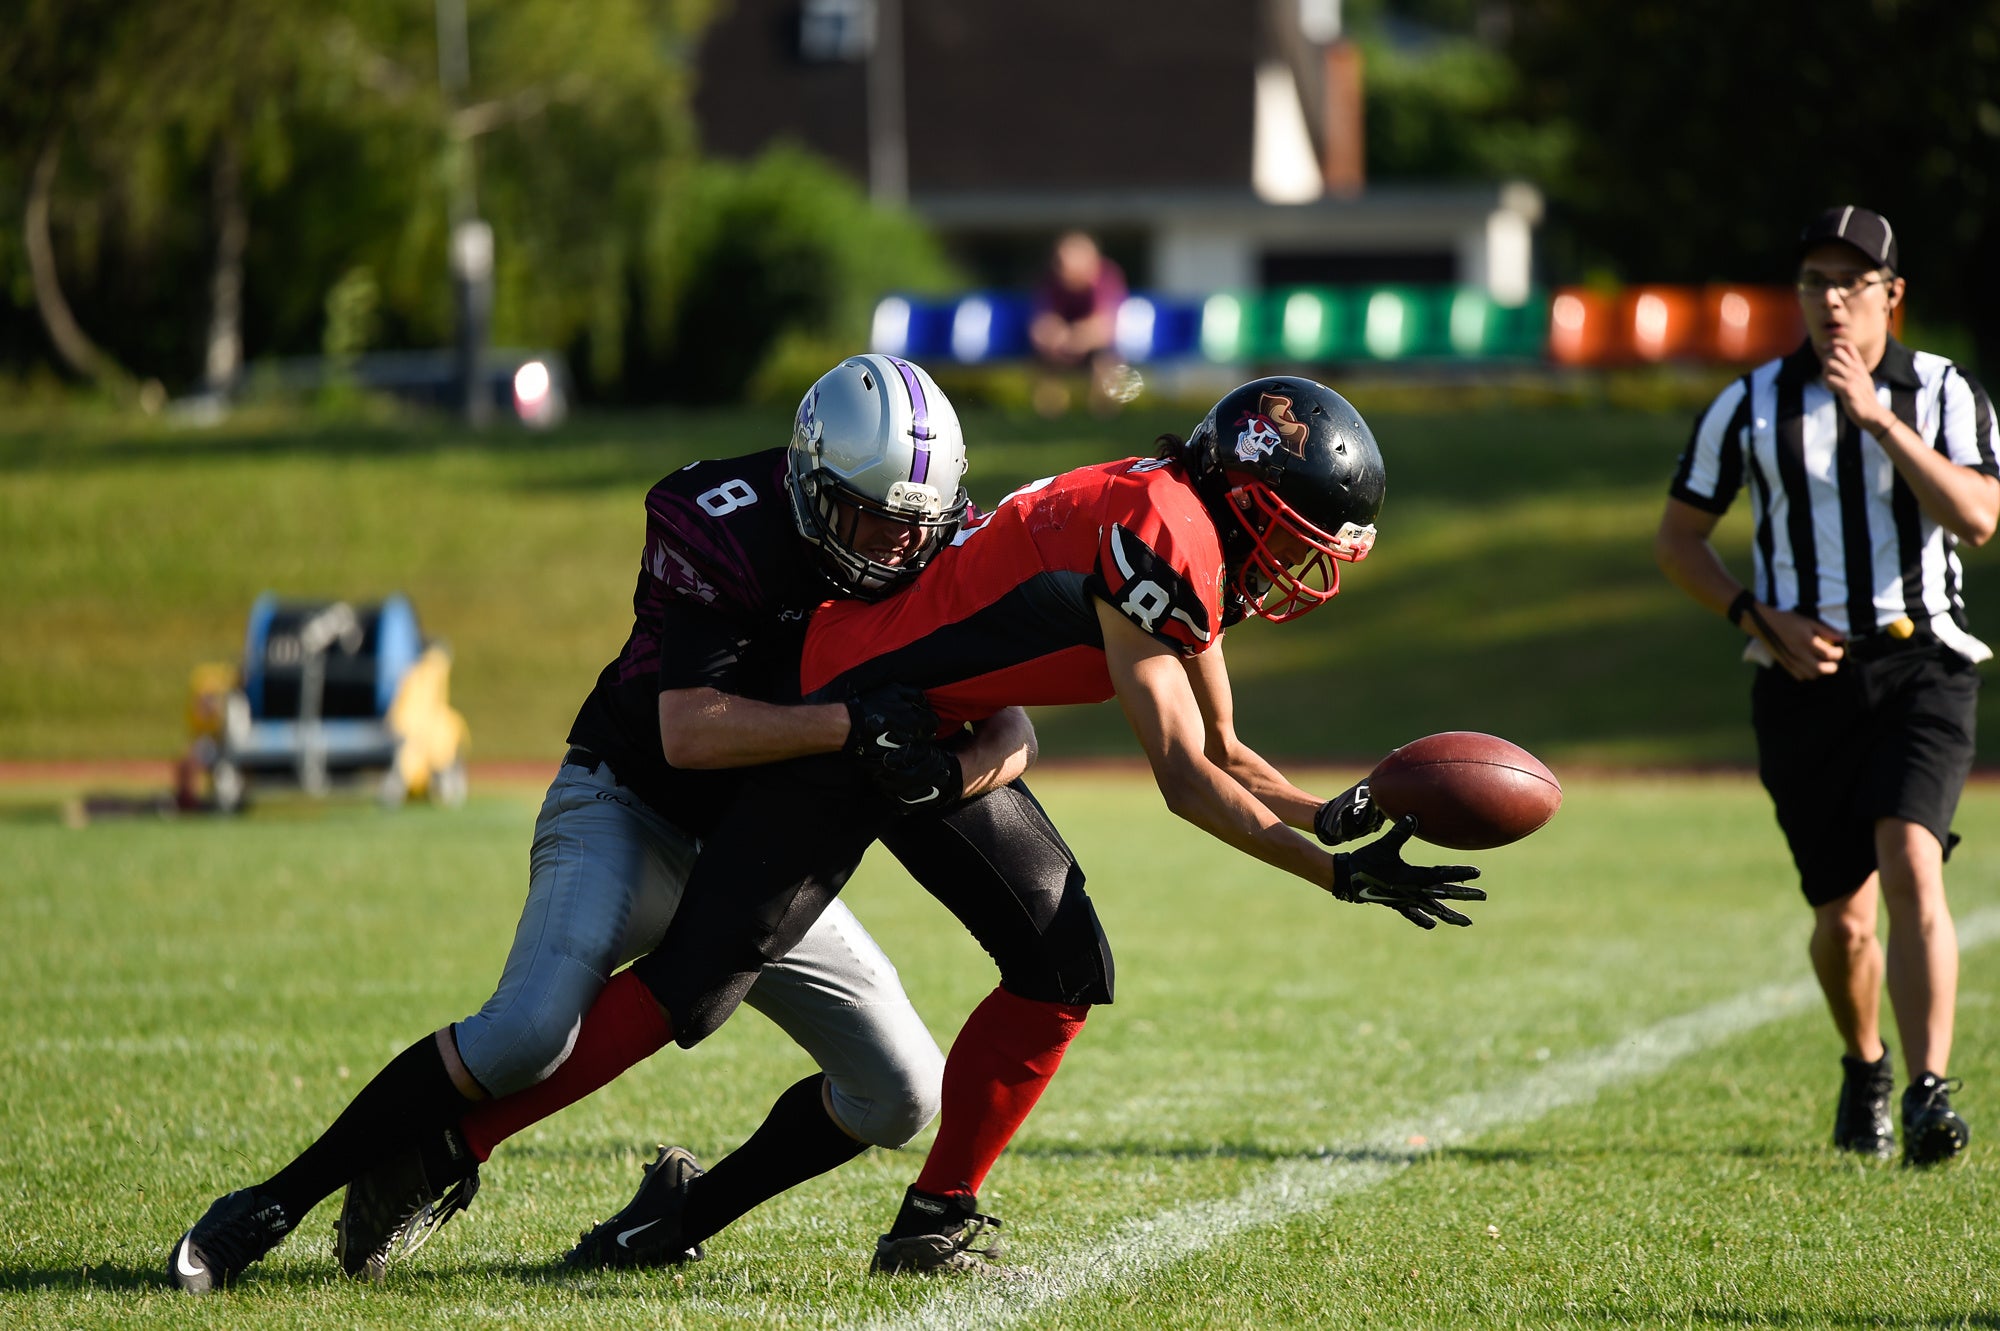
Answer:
[{"left": 692, "top": 0, "right": 1541, "bottom": 307}]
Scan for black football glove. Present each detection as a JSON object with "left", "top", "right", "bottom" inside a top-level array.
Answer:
[
  {"left": 866, "top": 737, "right": 964, "bottom": 814},
  {"left": 843, "top": 682, "right": 937, "bottom": 764},
  {"left": 842, "top": 683, "right": 960, "bottom": 813},
  {"left": 1313, "top": 779, "right": 1386, "bottom": 846},
  {"left": 1331, "top": 815, "right": 1484, "bottom": 930}
]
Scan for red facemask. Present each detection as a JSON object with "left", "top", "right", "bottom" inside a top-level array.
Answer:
[{"left": 1224, "top": 481, "right": 1376, "bottom": 623}]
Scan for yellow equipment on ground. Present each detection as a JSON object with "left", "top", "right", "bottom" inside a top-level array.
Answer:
[{"left": 182, "top": 594, "right": 469, "bottom": 812}]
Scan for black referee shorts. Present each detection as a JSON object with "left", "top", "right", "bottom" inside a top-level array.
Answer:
[{"left": 1752, "top": 641, "right": 1978, "bottom": 907}]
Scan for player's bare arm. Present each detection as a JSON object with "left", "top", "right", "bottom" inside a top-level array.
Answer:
[
  {"left": 658, "top": 688, "right": 853, "bottom": 769},
  {"left": 1823, "top": 343, "right": 2000, "bottom": 545},
  {"left": 1096, "top": 599, "right": 1335, "bottom": 889},
  {"left": 1100, "top": 602, "right": 1481, "bottom": 929},
  {"left": 1182, "top": 643, "right": 1381, "bottom": 844},
  {"left": 661, "top": 680, "right": 995, "bottom": 780},
  {"left": 1181, "top": 641, "right": 1326, "bottom": 828},
  {"left": 948, "top": 706, "right": 1038, "bottom": 800},
  {"left": 1655, "top": 497, "right": 1839, "bottom": 680}
]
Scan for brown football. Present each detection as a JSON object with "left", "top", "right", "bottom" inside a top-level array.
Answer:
[{"left": 1366, "top": 732, "right": 1562, "bottom": 850}]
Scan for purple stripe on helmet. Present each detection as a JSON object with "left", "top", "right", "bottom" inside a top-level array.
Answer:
[{"left": 885, "top": 355, "right": 933, "bottom": 485}]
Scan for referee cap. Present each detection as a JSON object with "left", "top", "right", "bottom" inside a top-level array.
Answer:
[{"left": 1799, "top": 205, "right": 1898, "bottom": 273}]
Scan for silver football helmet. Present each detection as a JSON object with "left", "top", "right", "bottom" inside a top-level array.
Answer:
[{"left": 787, "top": 354, "right": 970, "bottom": 598}]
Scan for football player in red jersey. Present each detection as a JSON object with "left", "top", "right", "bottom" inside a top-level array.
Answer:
[
  {"left": 816, "top": 376, "right": 1485, "bottom": 1271},
  {"left": 447, "top": 377, "right": 1483, "bottom": 1275}
]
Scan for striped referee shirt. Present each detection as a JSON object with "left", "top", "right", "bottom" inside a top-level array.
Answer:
[{"left": 1671, "top": 337, "right": 2000, "bottom": 663}]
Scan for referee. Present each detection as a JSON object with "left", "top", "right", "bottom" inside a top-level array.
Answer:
[{"left": 1656, "top": 205, "right": 1995, "bottom": 1166}]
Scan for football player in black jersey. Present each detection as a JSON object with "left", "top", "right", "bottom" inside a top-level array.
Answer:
[{"left": 168, "top": 356, "right": 1044, "bottom": 1292}]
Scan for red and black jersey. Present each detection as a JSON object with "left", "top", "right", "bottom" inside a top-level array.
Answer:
[
  {"left": 567, "top": 448, "right": 828, "bottom": 830},
  {"left": 802, "top": 457, "right": 1226, "bottom": 729}
]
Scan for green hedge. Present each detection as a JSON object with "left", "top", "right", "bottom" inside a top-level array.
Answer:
[{"left": 648, "top": 145, "right": 959, "bottom": 405}]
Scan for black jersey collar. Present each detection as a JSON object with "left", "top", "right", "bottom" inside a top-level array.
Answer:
[
  {"left": 1779, "top": 336, "right": 1920, "bottom": 390},
  {"left": 1874, "top": 336, "right": 1921, "bottom": 389}
]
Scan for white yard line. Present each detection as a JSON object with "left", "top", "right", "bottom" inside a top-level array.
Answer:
[{"left": 850, "top": 906, "right": 2000, "bottom": 1331}]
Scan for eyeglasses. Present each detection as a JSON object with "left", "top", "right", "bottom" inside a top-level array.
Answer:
[{"left": 1795, "top": 274, "right": 1891, "bottom": 300}]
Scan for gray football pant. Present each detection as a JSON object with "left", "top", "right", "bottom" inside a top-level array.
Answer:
[{"left": 451, "top": 759, "right": 943, "bottom": 1147}]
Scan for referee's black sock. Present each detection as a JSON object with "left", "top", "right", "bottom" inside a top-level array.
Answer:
[
  {"left": 680, "top": 1074, "right": 868, "bottom": 1247},
  {"left": 258, "top": 1034, "right": 476, "bottom": 1224}
]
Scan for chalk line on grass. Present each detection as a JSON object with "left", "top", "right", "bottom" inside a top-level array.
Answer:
[{"left": 850, "top": 905, "right": 2000, "bottom": 1331}]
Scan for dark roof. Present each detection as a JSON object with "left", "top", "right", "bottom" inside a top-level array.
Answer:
[{"left": 695, "top": 0, "right": 1258, "bottom": 191}]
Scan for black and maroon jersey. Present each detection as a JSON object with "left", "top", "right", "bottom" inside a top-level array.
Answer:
[
  {"left": 567, "top": 448, "right": 828, "bottom": 831},
  {"left": 801, "top": 457, "right": 1226, "bottom": 729}
]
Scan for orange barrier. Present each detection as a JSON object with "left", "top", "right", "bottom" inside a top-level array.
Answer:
[
  {"left": 1551, "top": 284, "right": 1807, "bottom": 366},
  {"left": 1548, "top": 288, "right": 1620, "bottom": 366},
  {"left": 1703, "top": 285, "right": 1806, "bottom": 364},
  {"left": 1621, "top": 286, "right": 1703, "bottom": 362}
]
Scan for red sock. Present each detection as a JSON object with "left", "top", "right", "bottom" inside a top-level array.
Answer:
[
  {"left": 914, "top": 987, "right": 1089, "bottom": 1198},
  {"left": 458, "top": 969, "right": 672, "bottom": 1161}
]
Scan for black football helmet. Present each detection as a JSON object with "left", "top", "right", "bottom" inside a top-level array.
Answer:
[{"left": 1182, "top": 376, "right": 1385, "bottom": 622}]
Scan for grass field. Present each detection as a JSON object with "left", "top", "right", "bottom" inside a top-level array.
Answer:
[
  {"left": 13, "top": 399, "right": 2000, "bottom": 767},
  {"left": 4, "top": 770, "right": 1997, "bottom": 1329}
]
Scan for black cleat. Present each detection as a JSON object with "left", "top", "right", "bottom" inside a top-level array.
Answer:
[
  {"left": 333, "top": 1128, "right": 481, "bottom": 1280},
  {"left": 169, "top": 1189, "right": 292, "bottom": 1293},
  {"left": 869, "top": 1185, "right": 1007, "bottom": 1276},
  {"left": 1832, "top": 1046, "right": 1896, "bottom": 1159},
  {"left": 1902, "top": 1073, "right": 1970, "bottom": 1167},
  {"left": 564, "top": 1145, "right": 705, "bottom": 1269}
]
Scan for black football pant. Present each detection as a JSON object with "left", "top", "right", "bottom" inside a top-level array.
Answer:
[{"left": 631, "top": 755, "right": 1113, "bottom": 1047}]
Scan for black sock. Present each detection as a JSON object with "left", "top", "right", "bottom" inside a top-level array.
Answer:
[
  {"left": 258, "top": 1033, "right": 475, "bottom": 1223},
  {"left": 886, "top": 1184, "right": 978, "bottom": 1238},
  {"left": 679, "top": 1074, "right": 868, "bottom": 1246}
]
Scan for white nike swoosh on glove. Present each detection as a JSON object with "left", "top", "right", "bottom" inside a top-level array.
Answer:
[
  {"left": 617, "top": 1219, "right": 662, "bottom": 1247},
  {"left": 175, "top": 1236, "right": 204, "bottom": 1278},
  {"left": 876, "top": 733, "right": 901, "bottom": 749},
  {"left": 899, "top": 788, "right": 940, "bottom": 804}
]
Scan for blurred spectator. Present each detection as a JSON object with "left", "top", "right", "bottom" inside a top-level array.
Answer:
[{"left": 1029, "top": 232, "right": 1133, "bottom": 415}]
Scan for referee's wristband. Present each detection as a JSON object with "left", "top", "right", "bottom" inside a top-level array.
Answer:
[{"left": 1727, "top": 589, "right": 1756, "bottom": 629}]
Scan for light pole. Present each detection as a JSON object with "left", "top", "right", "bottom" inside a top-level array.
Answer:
[
  {"left": 436, "top": 0, "right": 492, "bottom": 426},
  {"left": 865, "top": 0, "right": 906, "bottom": 206}
]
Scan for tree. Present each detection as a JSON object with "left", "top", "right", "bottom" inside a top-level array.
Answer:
[
  {"left": 1, "top": 0, "right": 144, "bottom": 395},
  {"left": 0, "top": 0, "right": 717, "bottom": 399},
  {"left": 1350, "top": 7, "right": 1571, "bottom": 187},
  {"left": 1506, "top": 0, "right": 2000, "bottom": 368},
  {"left": 646, "top": 145, "right": 958, "bottom": 404}
]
